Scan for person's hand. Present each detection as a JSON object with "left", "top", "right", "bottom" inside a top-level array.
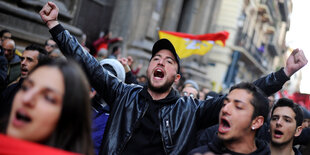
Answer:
[
  {"left": 284, "top": 48, "right": 308, "bottom": 77},
  {"left": 39, "top": 2, "right": 59, "bottom": 29},
  {"left": 118, "top": 37, "right": 123, "bottom": 41},
  {"left": 118, "top": 57, "right": 131, "bottom": 73},
  {"left": 118, "top": 57, "right": 128, "bottom": 66},
  {"left": 127, "top": 56, "right": 133, "bottom": 66}
]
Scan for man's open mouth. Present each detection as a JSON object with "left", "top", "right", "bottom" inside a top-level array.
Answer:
[
  {"left": 218, "top": 118, "right": 231, "bottom": 133},
  {"left": 273, "top": 129, "right": 283, "bottom": 138},
  {"left": 154, "top": 68, "right": 164, "bottom": 78},
  {"left": 21, "top": 68, "right": 28, "bottom": 74}
]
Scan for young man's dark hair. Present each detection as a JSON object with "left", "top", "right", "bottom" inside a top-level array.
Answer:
[
  {"left": 271, "top": 98, "right": 303, "bottom": 127},
  {"left": 112, "top": 46, "right": 120, "bottom": 54},
  {"left": 25, "top": 44, "right": 49, "bottom": 63},
  {"left": 230, "top": 82, "right": 269, "bottom": 122},
  {"left": 0, "top": 29, "right": 11, "bottom": 38}
]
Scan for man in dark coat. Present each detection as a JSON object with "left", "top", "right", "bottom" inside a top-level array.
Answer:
[{"left": 39, "top": 2, "right": 308, "bottom": 154}]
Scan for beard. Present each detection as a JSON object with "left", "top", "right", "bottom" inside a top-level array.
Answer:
[{"left": 147, "top": 76, "right": 174, "bottom": 93}]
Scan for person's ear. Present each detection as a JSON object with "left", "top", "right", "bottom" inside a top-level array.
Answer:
[
  {"left": 251, "top": 116, "right": 264, "bottom": 131},
  {"left": 174, "top": 74, "right": 181, "bottom": 83},
  {"left": 294, "top": 126, "right": 303, "bottom": 137}
]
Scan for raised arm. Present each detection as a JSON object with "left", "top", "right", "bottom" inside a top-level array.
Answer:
[
  {"left": 254, "top": 48, "right": 307, "bottom": 96},
  {"left": 197, "top": 49, "right": 308, "bottom": 128},
  {"left": 39, "top": 2, "right": 60, "bottom": 30},
  {"left": 39, "top": 2, "right": 129, "bottom": 106}
]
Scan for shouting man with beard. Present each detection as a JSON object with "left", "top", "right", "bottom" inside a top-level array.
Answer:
[
  {"left": 39, "top": 2, "right": 308, "bottom": 154},
  {"left": 269, "top": 98, "right": 304, "bottom": 155}
]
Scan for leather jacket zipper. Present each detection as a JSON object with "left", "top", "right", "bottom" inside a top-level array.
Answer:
[
  {"left": 165, "top": 120, "right": 173, "bottom": 144},
  {"left": 159, "top": 110, "right": 168, "bottom": 155}
]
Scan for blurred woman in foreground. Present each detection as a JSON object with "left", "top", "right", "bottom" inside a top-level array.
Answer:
[{"left": 6, "top": 59, "right": 93, "bottom": 155}]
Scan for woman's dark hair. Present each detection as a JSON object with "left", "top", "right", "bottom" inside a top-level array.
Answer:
[{"left": 32, "top": 59, "right": 93, "bottom": 154}]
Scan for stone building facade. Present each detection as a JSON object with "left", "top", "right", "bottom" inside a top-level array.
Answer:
[{"left": 0, "top": 0, "right": 292, "bottom": 92}]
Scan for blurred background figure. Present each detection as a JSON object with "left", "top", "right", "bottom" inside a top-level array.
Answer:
[
  {"left": 198, "top": 87, "right": 219, "bottom": 101},
  {"left": 0, "top": 29, "right": 11, "bottom": 50},
  {"left": 127, "top": 56, "right": 142, "bottom": 75},
  {"left": 2, "top": 39, "right": 20, "bottom": 86},
  {"left": 181, "top": 80, "right": 199, "bottom": 99},
  {"left": 81, "top": 34, "right": 90, "bottom": 52},
  {"left": 48, "top": 48, "right": 66, "bottom": 60},
  {"left": 92, "top": 30, "right": 122, "bottom": 57},
  {"left": 137, "top": 75, "right": 147, "bottom": 85},
  {"left": 44, "top": 38, "right": 57, "bottom": 54},
  {"left": 108, "top": 46, "right": 121, "bottom": 59},
  {"left": 301, "top": 106, "right": 310, "bottom": 129}
]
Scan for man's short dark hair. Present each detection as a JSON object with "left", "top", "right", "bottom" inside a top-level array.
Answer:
[
  {"left": 271, "top": 98, "right": 304, "bottom": 127},
  {"left": 112, "top": 46, "right": 120, "bottom": 54},
  {"left": 25, "top": 44, "right": 49, "bottom": 63},
  {"left": 230, "top": 82, "right": 269, "bottom": 122},
  {"left": 0, "top": 29, "right": 11, "bottom": 37}
]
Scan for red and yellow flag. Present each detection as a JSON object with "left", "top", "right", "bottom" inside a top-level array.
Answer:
[{"left": 158, "top": 30, "right": 229, "bottom": 59}]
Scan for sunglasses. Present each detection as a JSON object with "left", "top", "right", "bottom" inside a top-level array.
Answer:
[
  {"left": 182, "top": 91, "right": 196, "bottom": 98},
  {"left": 3, "top": 48, "right": 14, "bottom": 53},
  {"left": 2, "top": 36, "right": 11, "bottom": 40},
  {"left": 45, "top": 44, "right": 56, "bottom": 48}
]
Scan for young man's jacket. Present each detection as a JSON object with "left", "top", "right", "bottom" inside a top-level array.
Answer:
[
  {"left": 6, "top": 54, "right": 20, "bottom": 85},
  {"left": 49, "top": 24, "right": 290, "bottom": 155},
  {"left": 188, "top": 134, "right": 270, "bottom": 155}
]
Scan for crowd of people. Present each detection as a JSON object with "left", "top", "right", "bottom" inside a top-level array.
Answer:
[{"left": 0, "top": 2, "right": 310, "bottom": 155}]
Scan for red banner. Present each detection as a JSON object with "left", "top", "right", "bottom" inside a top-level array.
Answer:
[{"left": 0, "top": 134, "right": 79, "bottom": 155}]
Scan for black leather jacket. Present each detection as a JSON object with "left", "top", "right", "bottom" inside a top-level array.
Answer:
[
  {"left": 50, "top": 24, "right": 290, "bottom": 155},
  {"left": 188, "top": 135, "right": 271, "bottom": 155}
]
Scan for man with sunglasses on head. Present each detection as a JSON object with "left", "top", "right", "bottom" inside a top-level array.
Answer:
[
  {"left": 44, "top": 38, "right": 57, "bottom": 54},
  {"left": 181, "top": 80, "right": 200, "bottom": 99}
]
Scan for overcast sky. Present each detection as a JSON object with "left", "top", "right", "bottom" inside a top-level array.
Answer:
[{"left": 286, "top": 0, "right": 310, "bottom": 94}]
